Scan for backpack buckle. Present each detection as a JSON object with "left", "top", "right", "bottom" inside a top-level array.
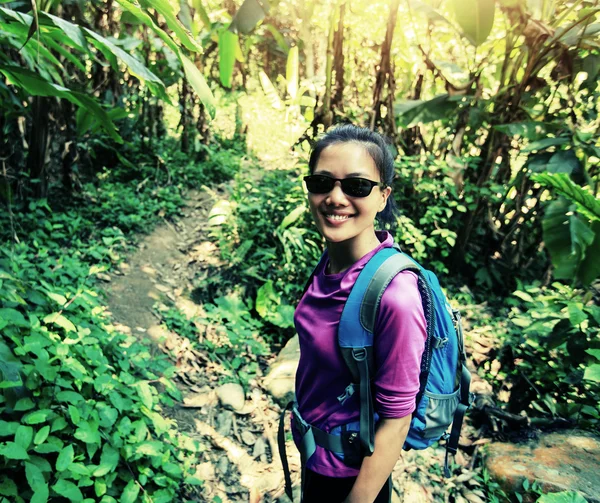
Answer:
[
  {"left": 433, "top": 337, "right": 448, "bottom": 349},
  {"left": 351, "top": 347, "right": 367, "bottom": 361},
  {"left": 337, "top": 384, "right": 356, "bottom": 405}
]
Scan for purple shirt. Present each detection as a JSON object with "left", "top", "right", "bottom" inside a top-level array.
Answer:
[{"left": 293, "top": 231, "right": 427, "bottom": 477}]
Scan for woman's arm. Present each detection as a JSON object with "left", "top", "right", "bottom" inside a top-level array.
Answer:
[{"left": 344, "top": 415, "right": 411, "bottom": 503}]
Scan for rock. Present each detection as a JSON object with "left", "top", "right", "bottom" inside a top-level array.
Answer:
[
  {"left": 216, "top": 382, "right": 246, "bottom": 411},
  {"left": 217, "top": 456, "right": 229, "bottom": 475},
  {"left": 194, "top": 462, "right": 215, "bottom": 481},
  {"left": 241, "top": 430, "right": 257, "bottom": 446},
  {"left": 97, "top": 273, "right": 111, "bottom": 282},
  {"left": 263, "top": 335, "right": 300, "bottom": 406},
  {"left": 485, "top": 430, "right": 600, "bottom": 502},
  {"left": 216, "top": 410, "right": 233, "bottom": 436},
  {"left": 252, "top": 436, "right": 266, "bottom": 459}
]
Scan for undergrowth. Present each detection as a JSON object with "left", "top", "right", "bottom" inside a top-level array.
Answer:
[{"left": 0, "top": 138, "right": 244, "bottom": 502}]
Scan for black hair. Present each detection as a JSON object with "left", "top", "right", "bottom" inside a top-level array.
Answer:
[{"left": 308, "top": 124, "right": 398, "bottom": 225}]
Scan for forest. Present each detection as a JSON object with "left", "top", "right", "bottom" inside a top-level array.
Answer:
[{"left": 0, "top": 0, "right": 599, "bottom": 501}]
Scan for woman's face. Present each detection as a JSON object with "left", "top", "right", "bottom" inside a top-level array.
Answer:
[{"left": 307, "top": 142, "right": 391, "bottom": 246}]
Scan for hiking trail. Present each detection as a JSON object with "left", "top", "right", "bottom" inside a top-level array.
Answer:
[{"left": 101, "top": 185, "right": 493, "bottom": 503}]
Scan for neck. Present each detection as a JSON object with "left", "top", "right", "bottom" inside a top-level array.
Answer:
[{"left": 326, "top": 231, "right": 382, "bottom": 275}]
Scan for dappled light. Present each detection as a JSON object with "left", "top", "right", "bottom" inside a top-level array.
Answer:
[{"left": 1, "top": 0, "right": 599, "bottom": 502}]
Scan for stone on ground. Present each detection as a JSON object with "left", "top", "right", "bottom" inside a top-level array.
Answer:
[
  {"left": 484, "top": 430, "right": 599, "bottom": 502},
  {"left": 263, "top": 335, "right": 300, "bottom": 406},
  {"left": 215, "top": 382, "right": 246, "bottom": 411}
]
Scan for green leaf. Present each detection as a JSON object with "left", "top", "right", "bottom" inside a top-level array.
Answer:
[
  {"left": 43, "top": 312, "right": 76, "bottom": 333},
  {"left": 542, "top": 198, "right": 596, "bottom": 282},
  {"left": 14, "top": 397, "right": 35, "bottom": 411},
  {"left": 523, "top": 137, "right": 569, "bottom": 153},
  {"left": 0, "top": 307, "right": 29, "bottom": 327},
  {"left": 0, "top": 65, "right": 122, "bottom": 143},
  {"left": 119, "top": 479, "right": 140, "bottom": 503},
  {"left": 545, "top": 151, "right": 583, "bottom": 176},
  {"left": 25, "top": 461, "right": 46, "bottom": 493},
  {"left": 135, "top": 441, "right": 163, "bottom": 456},
  {"left": 0, "top": 441, "right": 30, "bottom": 459},
  {"left": 31, "top": 485, "right": 49, "bottom": 503},
  {"left": 74, "top": 421, "right": 100, "bottom": 444},
  {"left": 265, "top": 23, "right": 289, "bottom": 54},
  {"left": 567, "top": 304, "right": 587, "bottom": 327},
  {"left": 34, "top": 425, "right": 50, "bottom": 445},
  {"left": 586, "top": 349, "right": 600, "bottom": 361},
  {"left": 0, "top": 477, "right": 18, "bottom": 496},
  {"left": 452, "top": 0, "right": 495, "bottom": 46},
  {"left": 56, "top": 444, "right": 74, "bottom": 471},
  {"left": 135, "top": 381, "right": 154, "bottom": 409},
  {"left": 394, "top": 94, "right": 458, "bottom": 128},
  {"left": 52, "top": 479, "right": 83, "bottom": 502},
  {"left": 219, "top": 29, "right": 238, "bottom": 88},
  {"left": 83, "top": 28, "right": 169, "bottom": 103},
  {"left": 15, "top": 425, "right": 34, "bottom": 449},
  {"left": 23, "top": 409, "right": 53, "bottom": 425},
  {"left": 181, "top": 53, "right": 216, "bottom": 119},
  {"left": 139, "top": 0, "right": 202, "bottom": 52},
  {"left": 93, "top": 444, "right": 119, "bottom": 477},
  {"left": 532, "top": 173, "right": 600, "bottom": 222},
  {"left": 537, "top": 491, "right": 589, "bottom": 503},
  {"left": 0, "top": 421, "right": 19, "bottom": 437},
  {"left": 583, "top": 364, "right": 600, "bottom": 383},
  {"left": 192, "top": 0, "right": 211, "bottom": 29},
  {"left": 231, "top": 0, "right": 268, "bottom": 33}
]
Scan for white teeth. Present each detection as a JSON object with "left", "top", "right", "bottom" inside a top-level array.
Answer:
[{"left": 326, "top": 214, "right": 350, "bottom": 221}]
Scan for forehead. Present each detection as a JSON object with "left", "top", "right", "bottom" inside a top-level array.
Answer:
[{"left": 315, "top": 142, "right": 379, "bottom": 178}]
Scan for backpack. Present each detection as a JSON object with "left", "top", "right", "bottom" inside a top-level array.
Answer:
[{"left": 277, "top": 245, "right": 472, "bottom": 501}]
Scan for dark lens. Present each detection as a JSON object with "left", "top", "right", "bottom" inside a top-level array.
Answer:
[
  {"left": 342, "top": 178, "right": 373, "bottom": 197},
  {"left": 304, "top": 175, "right": 334, "bottom": 194}
]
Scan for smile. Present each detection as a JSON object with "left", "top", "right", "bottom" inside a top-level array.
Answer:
[{"left": 324, "top": 213, "right": 353, "bottom": 223}]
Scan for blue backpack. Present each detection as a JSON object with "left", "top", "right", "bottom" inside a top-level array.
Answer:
[{"left": 278, "top": 245, "right": 472, "bottom": 500}]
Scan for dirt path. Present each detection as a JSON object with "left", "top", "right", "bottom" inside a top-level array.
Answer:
[{"left": 100, "top": 186, "right": 487, "bottom": 503}]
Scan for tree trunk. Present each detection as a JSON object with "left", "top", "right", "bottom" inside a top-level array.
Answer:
[
  {"left": 26, "top": 97, "right": 50, "bottom": 199},
  {"left": 299, "top": 3, "right": 315, "bottom": 81},
  {"left": 180, "top": 80, "right": 191, "bottom": 153},
  {"left": 370, "top": 0, "right": 401, "bottom": 132},
  {"left": 331, "top": 2, "right": 346, "bottom": 112}
]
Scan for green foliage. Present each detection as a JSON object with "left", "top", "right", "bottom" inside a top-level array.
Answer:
[
  {"left": 0, "top": 238, "right": 200, "bottom": 502},
  {"left": 393, "top": 156, "right": 488, "bottom": 275},
  {"left": 491, "top": 281, "right": 600, "bottom": 426},
  {"left": 537, "top": 491, "right": 588, "bottom": 503}
]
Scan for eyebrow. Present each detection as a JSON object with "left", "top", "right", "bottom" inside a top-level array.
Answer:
[{"left": 314, "top": 170, "right": 371, "bottom": 178}]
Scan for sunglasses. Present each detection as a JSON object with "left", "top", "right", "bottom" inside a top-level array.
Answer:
[{"left": 303, "top": 175, "right": 385, "bottom": 198}]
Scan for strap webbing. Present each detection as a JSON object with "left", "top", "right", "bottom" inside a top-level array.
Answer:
[
  {"left": 355, "top": 349, "right": 375, "bottom": 456},
  {"left": 444, "top": 364, "right": 472, "bottom": 477},
  {"left": 278, "top": 401, "right": 294, "bottom": 500}
]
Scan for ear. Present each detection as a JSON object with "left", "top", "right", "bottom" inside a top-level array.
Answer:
[{"left": 378, "top": 186, "right": 392, "bottom": 212}]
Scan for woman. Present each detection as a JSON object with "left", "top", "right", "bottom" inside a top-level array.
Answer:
[{"left": 293, "top": 125, "right": 427, "bottom": 503}]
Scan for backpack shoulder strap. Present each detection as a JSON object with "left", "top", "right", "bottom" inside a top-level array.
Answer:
[{"left": 359, "top": 250, "right": 423, "bottom": 334}]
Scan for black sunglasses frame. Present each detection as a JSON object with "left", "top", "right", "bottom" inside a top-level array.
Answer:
[{"left": 303, "top": 175, "right": 385, "bottom": 198}]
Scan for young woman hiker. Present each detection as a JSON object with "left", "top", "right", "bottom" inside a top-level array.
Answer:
[{"left": 291, "top": 125, "right": 427, "bottom": 503}]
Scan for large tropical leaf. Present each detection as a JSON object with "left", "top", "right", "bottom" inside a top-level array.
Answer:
[
  {"left": 532, "top": 172, "right": 600, "bottom": 222},
  {"left": 0, "top": 65, "right": 121, "bottom": 142},
  {"left": 394, "top": 94, "right": 458, "bottom": 128},
  {"left": 219, "top": 29, "right": 238, "bottom": 88},
  {"left": 181, "top": 54, "right": 216, "bottom": 119},
  {"left": 231, "top": 0, "right": 268, "bottom": 34},
  {"left": 138, "top": 0, "right": 202, "bottom": 52},
  {"left": 452, "top": 0, "right": 495, "bottom": 46},
  {"left": 542, "top": 197, "right": 597, "bottom": 284},
  {"left": 265, "top": 23, "right": 289, "bottom": 54},
  {"left": 191, "top": 0, "right": 212, "bottom": 29}
]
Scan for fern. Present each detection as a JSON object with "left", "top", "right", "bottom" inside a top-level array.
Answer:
[{"left": 532, "top": 173, "right": 600, "bottom": 222}]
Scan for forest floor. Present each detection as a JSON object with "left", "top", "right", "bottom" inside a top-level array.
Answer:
[{"left": 100, "top": 185, "right": 493, "bottom": 503}]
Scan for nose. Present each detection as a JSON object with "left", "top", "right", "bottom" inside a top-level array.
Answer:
[{"left": 325, "top": 180, "right": 347, "bottom": 205}]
